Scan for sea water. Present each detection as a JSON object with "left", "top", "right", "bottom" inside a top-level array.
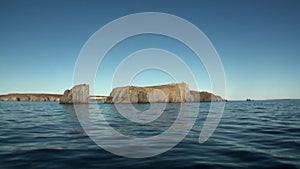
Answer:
[{"left": 0, "top": 100, "right": 299, "bottom": 168}]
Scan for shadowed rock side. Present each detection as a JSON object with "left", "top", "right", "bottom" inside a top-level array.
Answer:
[
  {"left": 0, "top": 94, "right": 61, "bottom": 101},
  {"left": 60, "top": 84, "right": 89, "bottom": 104},
  {"left": 105, "top": 82, "right": 223, "bottom": 103}
]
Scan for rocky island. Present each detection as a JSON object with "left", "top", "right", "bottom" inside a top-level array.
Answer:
[
  {"left": 105, "top": 82, "right": 223, "bottom": 103},
  {"left": 0, "top": 83, "right": 223, "bottom": 104},
  {"left": 0, "top": 93, "right": 62, "bottom": 102}
]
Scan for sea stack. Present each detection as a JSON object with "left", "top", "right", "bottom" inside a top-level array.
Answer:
[
  {"left": 105, "top": 82, "right": 223, "bottom": 104},
  {"left": 60, "top": 84, "right": 89, "bottom": 104}
]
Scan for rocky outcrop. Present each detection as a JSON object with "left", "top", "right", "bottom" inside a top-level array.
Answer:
[
  {"left": 107, "top": 82, "right": 190, "bottom": 103},
  {"left": 60, "top": 84, "right": 89, "bottom": 104},
  {"left": 105, "top": 82, "right": 223, "bottom": 103},
  {"left": 0, "top": 94, "right": 62, "bottom": 102},
  {"left": 190, "top": 91, "right": 223, "bottom": 102}
]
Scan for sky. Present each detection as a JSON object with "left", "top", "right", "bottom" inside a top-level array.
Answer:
[{"left": 0, "top": 0, "right": 299, "bottom": 100}]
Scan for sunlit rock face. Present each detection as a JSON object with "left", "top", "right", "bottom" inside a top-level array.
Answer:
[
  {"left": 0, "top": 94, "right": 61, "bottom": 101},
  {"left": 60, "top": 84, "right": 89, "bottom": 104},
  {"left": 190, "top": 91, "right": 223, "bottom": 102},
  {"left": 105, "top": 82, "right": 222, "bottom": 104}
]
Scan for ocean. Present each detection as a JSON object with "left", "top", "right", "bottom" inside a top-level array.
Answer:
[{"left": 0, "top": 100, "right": 299, "bottom": 169}]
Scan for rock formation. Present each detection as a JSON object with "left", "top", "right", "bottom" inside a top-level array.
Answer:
[
  {"left": 0, "top": 93, "right": 61, "bottom": 102},
  {"left": 190, "top": 91, "right": 223, "bottom": 102},
  {"left": 105, "top": 82, "right": 223, "bottom": 103},
  {"left": 0, "top": 83, "right": 223, "bottom": 103},
  {"left": 60, "top": 84, "right": 89, "bottom": 104}
]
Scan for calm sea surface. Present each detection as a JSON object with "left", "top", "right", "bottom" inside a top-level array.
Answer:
[{"left": 0, "top": 100, "right": 299, "bottom": 169}]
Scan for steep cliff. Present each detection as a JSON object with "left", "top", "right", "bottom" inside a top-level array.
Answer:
[
  {"left": 106, "top": 82, "right": 223, "bottom": 103},
  {"left": 60, "top": 84, "right": 89, "bottom": 104}
]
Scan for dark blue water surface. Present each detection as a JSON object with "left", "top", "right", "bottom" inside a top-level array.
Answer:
[{"left": 0, "top": 100, "right": 299, "bottom": 169}]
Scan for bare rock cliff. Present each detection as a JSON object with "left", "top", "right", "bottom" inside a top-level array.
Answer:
[
  {"left": 105, "top": 82, "right": 222, "bottom": 103},
  {"left": 60, "top": 84, "right": 89, "bottom": 104}
]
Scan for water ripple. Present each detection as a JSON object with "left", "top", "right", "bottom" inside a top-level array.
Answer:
[{"left": 0, "top": 100, "right": 299, "bottom": 168}]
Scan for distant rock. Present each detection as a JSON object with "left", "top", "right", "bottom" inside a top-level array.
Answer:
[
  {"left": 60, "top": 84, "right": 89, "bottom": 104},
  {"left": 190, "top": 91, "right": 223, "bottom": 102},
  {"left": 105, "top": 82, "right": 223, "bottom": 103},
  {"left": 0, "top": 93, "right": 61, "bottom": 102}
]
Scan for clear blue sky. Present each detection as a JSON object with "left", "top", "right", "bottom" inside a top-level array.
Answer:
[{"left": 0, "top": 0, "right": 299, "bottom": 100}]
